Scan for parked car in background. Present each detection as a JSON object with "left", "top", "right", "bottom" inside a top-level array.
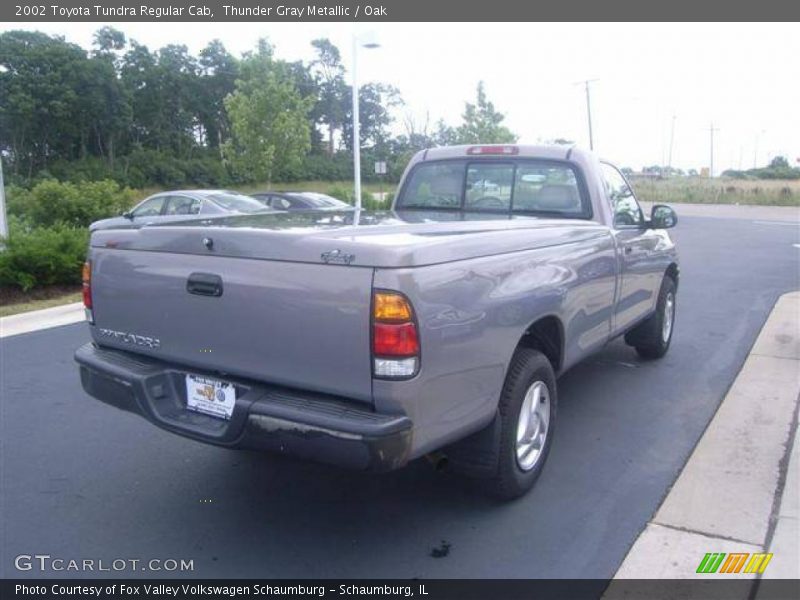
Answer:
[
  {"left": 250, "top": 191, "right": 352, "bottom": 211},
  {"left": 90, "top": 190, "right": 273, "bottom": 231}
]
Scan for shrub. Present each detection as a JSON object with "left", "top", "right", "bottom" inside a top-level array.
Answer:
[
  {"left": 325, "top": 186, "right": 390, "bottom": 210},
  {"left": 6, "top": 179, "right": 138, "bottom": 228},
  {"left": 0, "top": 221, "right": 89, "bottom": 291}
]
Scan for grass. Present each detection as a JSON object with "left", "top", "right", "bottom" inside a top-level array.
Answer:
[
  {"left": 629, "top": 177, "right": 800, "bottom": 207},
  {"left": 0, "top": 289, "right": 82, "bottom": 318}
]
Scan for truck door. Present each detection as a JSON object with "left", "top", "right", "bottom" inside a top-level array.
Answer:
[{"left": 600, "top": 163, "right": 663, "bottom": 334}]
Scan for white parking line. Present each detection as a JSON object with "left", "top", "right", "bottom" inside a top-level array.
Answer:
[{"left": 753, "top": 220, "right": 799, "bottom": 226}]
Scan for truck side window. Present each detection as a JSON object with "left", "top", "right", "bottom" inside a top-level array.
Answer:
[{"left": 601, "top": 163, "right": 642, "bottom": 227}]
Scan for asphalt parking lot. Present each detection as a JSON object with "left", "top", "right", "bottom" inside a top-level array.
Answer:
[{"left": 1, "top": 211, "right": 798, "bottom": 579}]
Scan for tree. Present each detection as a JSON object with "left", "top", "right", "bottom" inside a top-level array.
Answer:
[
  {"left": 341, "top": 83, "right": 403, "bottom": 152},
  {"left": 310, "top": 38, "right": 347, "bottom": 155},
  {"left": 769, "top": 156, "right": 789, "bottom": 169},
  {"left": 454, "top": 82, "right": 517, "bottom": 144},
  {"left": 222, "top": 41, "right": 313, "bottom": 183},
  {"left": 0, "top": 31, "right": 89, "bottom": 176},
  {"left": 198, "top": 40, "right": 238, "bottom": 151}
]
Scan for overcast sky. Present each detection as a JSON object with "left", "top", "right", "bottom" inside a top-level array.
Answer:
[{"left": 5, "top": 22, "right": 798, "bottom": 173}]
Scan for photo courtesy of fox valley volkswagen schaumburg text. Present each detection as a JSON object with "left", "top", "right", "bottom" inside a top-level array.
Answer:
[{"left": 0, "top": 5, "right": 798, "bottom": 598}]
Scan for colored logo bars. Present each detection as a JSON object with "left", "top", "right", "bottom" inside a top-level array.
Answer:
[{"left": 696, "top": 553, "right": 773, "bottom": 574}]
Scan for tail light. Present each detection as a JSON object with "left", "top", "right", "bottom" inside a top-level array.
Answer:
[
  {"left": 372, "top": 291, "right": 419, "bottom": 378},
  {"left": 82, "top": 260, "right": 94, "bottom": 324}
]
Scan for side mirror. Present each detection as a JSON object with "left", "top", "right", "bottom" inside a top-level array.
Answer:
[
  {"left": 122, "top": 210, "right": 134, "bottom": 220},
  {"left": 651, "top": 204, "right": 677, "bottom": 229}
]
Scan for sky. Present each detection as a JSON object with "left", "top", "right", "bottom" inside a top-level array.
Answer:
[{"left": 4, "top": 22, "right": 799, "bottom": 174}]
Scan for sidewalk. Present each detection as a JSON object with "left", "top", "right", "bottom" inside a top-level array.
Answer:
[
  {"left": 607, "top": 291, "right": 800, "bottom": 591},
  {"left": 0, "top": 301, "right": 84, "bottom": 339}
]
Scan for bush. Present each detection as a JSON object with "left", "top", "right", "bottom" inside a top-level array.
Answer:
[
  {"left": 325, "top": 186, "right": 390, "bottom": 210},
  {"left": 6, "top": 179, "right": 138, "bottom": 228},
  {"left": 0, "top": 221, "right": 89, "bottom": 291}
]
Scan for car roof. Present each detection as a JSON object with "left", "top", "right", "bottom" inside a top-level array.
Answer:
[{"left": 150, "top": 189, "right": 243, "bottom": 199}]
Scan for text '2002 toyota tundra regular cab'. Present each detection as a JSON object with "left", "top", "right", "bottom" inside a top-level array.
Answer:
[{"left": 76, "top": 145, "right": 679, "bottom": 499}]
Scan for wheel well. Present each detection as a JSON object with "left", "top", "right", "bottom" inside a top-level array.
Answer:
[
  {"left": 666, "top": 262, "right": 679, "bottom": 289},
  {"left": 517, "top": 315, "right": 563, "bottom": 372}
]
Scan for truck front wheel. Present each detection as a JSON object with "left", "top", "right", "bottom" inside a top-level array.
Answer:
[
  {"left": 625, "top": 275, "right": 677, "bottom": 359},
  {"left": 486, "top": 348, "right": 558, "bottom": 500}
]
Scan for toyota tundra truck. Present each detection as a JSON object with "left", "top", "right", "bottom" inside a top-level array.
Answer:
[{"left": 75, "top": 145, "right": 679, "bottom": 499}]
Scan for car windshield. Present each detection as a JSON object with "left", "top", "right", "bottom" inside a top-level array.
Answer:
[
  {"left": 208, "top": 193, "right": 268, "bottom": 213},
  {"left": 396, "top": 160, "right": 589, "bottom": 218},
  {"left": 289, "top": 193, "right": 351, "bottom": 208}
]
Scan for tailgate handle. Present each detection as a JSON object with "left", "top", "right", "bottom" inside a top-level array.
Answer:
[{"left": 187, "top": 273, "right": 223, "bottom": 297}]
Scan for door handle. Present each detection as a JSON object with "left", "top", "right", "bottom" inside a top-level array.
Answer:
[
  {"left": 186, "top": 273, "right": 223, "bottom": 297},
  {"left": 624, "top": 245, "right": 634, "bottom": 255}
]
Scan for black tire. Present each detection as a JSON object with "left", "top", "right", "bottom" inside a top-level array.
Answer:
[
  {"left": 484, "top": 348, "right": 557, "bottom": 500},
  {"left": 624, "top": 275, "right": 677, "bottom": 359}
]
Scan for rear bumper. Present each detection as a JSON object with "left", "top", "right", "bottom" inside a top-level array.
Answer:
[{"left": 74, "top": 343, "right": 413, "bottom": 471}]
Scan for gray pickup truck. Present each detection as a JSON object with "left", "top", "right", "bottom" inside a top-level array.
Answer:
[{"left": 75, "top": 145, "right": 678, "bottom": 499}]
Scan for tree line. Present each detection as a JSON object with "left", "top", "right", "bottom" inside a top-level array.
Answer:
[{"left": 0, "top": 28, "right": 517, "bottom": 189}]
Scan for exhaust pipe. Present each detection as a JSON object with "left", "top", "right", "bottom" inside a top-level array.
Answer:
[{"left": 425, "top": 451, "right": 448, "bottom": 472}]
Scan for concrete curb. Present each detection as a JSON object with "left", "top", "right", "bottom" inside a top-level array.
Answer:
[
  {"left": 606, "top": 291, "right": 800, "bottom": 588},
  {"left": 0, "top": 302, "right": 84, "bottom": 339}
]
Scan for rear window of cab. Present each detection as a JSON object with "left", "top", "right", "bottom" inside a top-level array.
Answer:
[{"left": 396, "top": 159, "right": 590, "bottom": 218}]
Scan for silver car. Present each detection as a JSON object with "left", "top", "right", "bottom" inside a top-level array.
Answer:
[{"left": 90, "top": 190, "right": 272, "bottom": 231}]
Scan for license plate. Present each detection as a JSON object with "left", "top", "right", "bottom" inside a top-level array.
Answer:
[{"left": 185, "top": 374, "right": 236, "bottom": 420}]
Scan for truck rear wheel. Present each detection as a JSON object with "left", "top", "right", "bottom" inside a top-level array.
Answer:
[
  {"left": 485, "top": 348, "right": 557, "bottom": 500},
  {"left": 625, "top": 275, "right": 677, "bottom": 359}
]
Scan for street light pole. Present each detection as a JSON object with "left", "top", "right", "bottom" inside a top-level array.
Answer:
[
  {"left": 352, "top": 34, "right": 362, "bottom": 212},
  {"left": 351, "top": 32, "right": 380, "bottom": 213}
]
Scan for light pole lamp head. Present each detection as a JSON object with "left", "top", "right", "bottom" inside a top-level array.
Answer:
[{"left": 358, "top": 31, "right": 381, "bottom": 49}]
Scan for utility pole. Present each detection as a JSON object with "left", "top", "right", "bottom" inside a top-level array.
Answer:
[
  {"left": 575, "top": 79, "right": 599, "bottom": 150},
  {"left": 0, "top": 155, "right": 7, "bottom": 244},
  {"left": 753, "top": 129, "right": 765, "bottom": 169},
  {"left": 668, "top": 114, "right": 676, "bottom": 170},
  {"left": 708, "top": 123, "right": 719, "bottom": 178}
]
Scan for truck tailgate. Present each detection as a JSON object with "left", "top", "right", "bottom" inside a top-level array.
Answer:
[{"left": 89, "top": 248, "right": 374, "bottom": 403}]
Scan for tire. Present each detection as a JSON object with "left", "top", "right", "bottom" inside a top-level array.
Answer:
[
  {"left": 483, "top": 348, "right": 558, "bottom": 500},
  {"left": 624, "top": 275, "right": 677, "bottom": 359}
]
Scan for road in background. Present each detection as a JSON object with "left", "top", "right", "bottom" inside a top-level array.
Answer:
[{"left": 1, "top": 211, "right": 798, "bottom": 579}]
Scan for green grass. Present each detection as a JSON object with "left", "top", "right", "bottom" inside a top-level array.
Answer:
[
  {"left": 0, "top": 291, "right": 82, "bottom": 318},
  {"left": 630, "top": 177, "right": 800, "bottom": 207}
]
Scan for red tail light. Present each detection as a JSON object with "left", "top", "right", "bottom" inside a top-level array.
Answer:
[
  {"left": 82, "top": 261, "right": 92, "bottom": 308},
  {"left": 82, "top": 261, "right": 94, "bottom": 323},
  {"left": 372, "top": 291, "right": 419, "bottom": 378},
  {"left": 373, "top": 322, "right": 419, "bottom": 357}
]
